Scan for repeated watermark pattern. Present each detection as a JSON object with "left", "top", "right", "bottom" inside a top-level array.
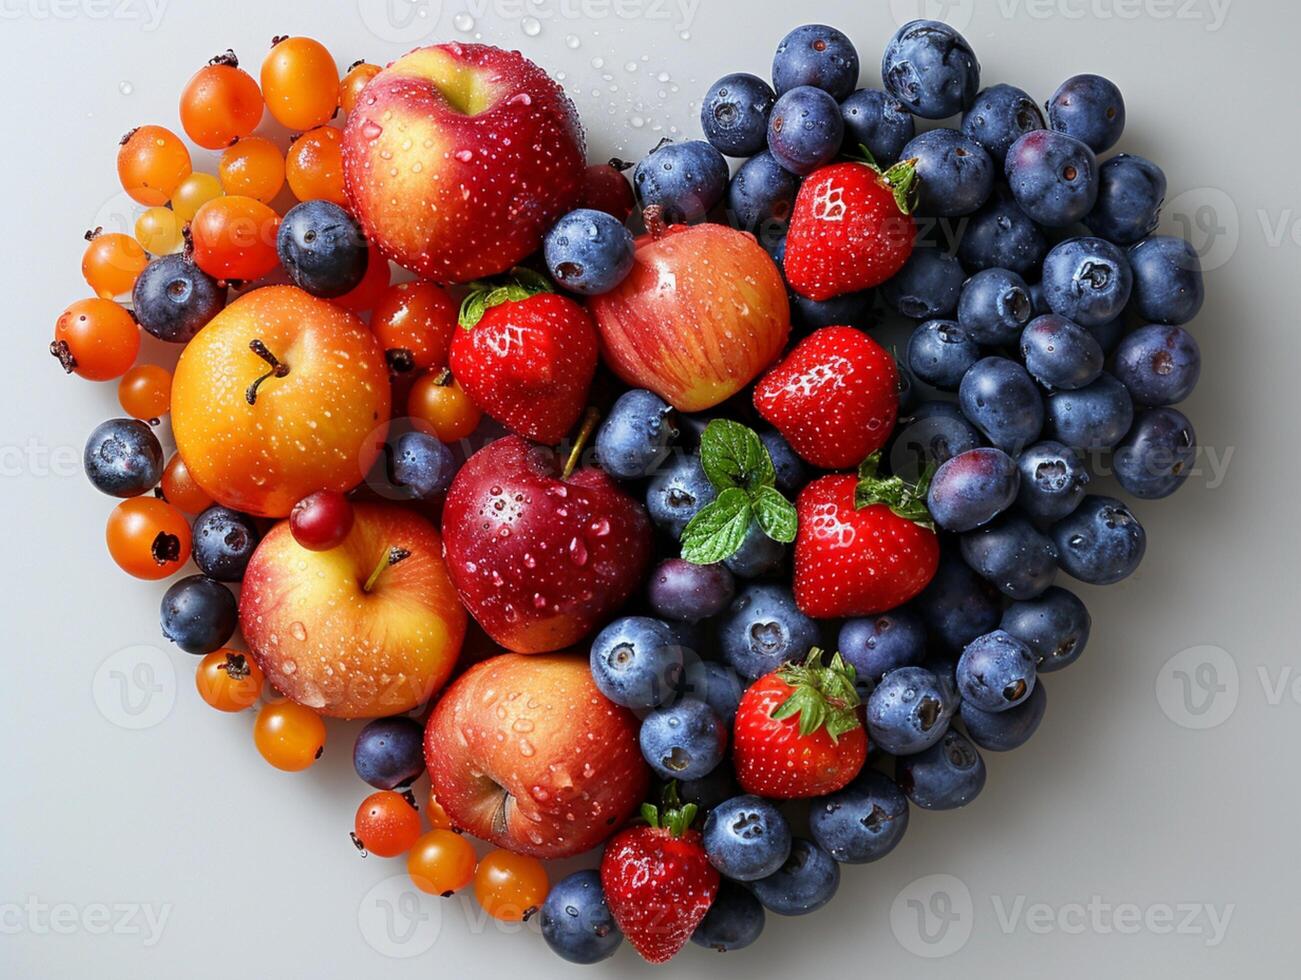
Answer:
[
  {"left": 1157, "top": 645, "right": 1301, "bottom": 730},
  {"left": 92, "top": 644, "right": 177, "bottom": 730},
  {"left": 357, "top": 0, "right": 700, "bottom": 43},
  {"left": 0, "top": 898, "right": 172, "bottom": 946},
  {"left": 0, "top": 0, "right": 168, "bottom": 29},
  {"left": 890, "top": 0, "right": 1232, "bottom": 31},
  {"left": 358, "top": 876, "right": 544, "bottom": 958}
]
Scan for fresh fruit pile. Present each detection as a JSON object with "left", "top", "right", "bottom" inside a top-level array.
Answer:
[{"left": 59, "top": 19, "right": 1204, "bottom": 966}]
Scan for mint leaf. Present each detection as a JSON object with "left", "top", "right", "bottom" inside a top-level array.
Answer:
[
  {"left": 680, "top": 487, "right": 752, "bottom": 564},
  {"left": 699, "top": 420, "right": 774, "bottom": 492},
  {"left": 752, "top": 485, "right": 797, "bottom": 544}
]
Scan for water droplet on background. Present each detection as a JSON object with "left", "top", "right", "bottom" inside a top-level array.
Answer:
[
  {"left": 521, "top": 15, "right": 542, "bottom": 36},
  {"left": 452, "top": 11, "right": 475, "bottom": 31},
  {"left": 118, "top": 81, "right": 133, "bottom": 96}
]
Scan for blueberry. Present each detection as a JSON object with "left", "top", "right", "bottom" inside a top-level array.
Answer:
[
  {"left": 160, "top": 575, "right": 238, "bottom": 655},
  {"left": 881, "top": 248, "right": 966, "bottom": 320},
  {"left": 758, "top": 429, "right": 809, "bottom": 496},
  {"left": 132, "top": 254, "right": 226, "bottom": 343},
  {"left": 1051, "top": 495, "right": 1146, "bottom": 585},
  {"left": 723, "top": 521, "right": 788, "bottom": 579},
  {"left": 276, "top": 200, "right": 368, "bottom": 298},
  {"left": 1000, "top": 586, "right": 1091, "bottom": 673},
  {"left": 914, "top": 550, "right": 1003, "bottom": 652},
  {"left": 1114, "top": 407, "right": 1196, "bottom": 499},
  {"left": 191, "top": 505, "right": 260, "bottom": 582},
  {"left": 633, "top": 140, "right": 730, "bottom": 224},
  {"left": 589, "top": 616, "right": 684, "bottom": 709},
  {"left": 1019, "top": 314, "right": 1105, "bottom": 391},
  {"left": 702, "top": 72, "right": 777, "bottom": 157},
  {"left": 679, "top": 762, "right": 742, "bottom": 812},
  {"left": 927, "top": 448, "right": 1020, "bottom": 532},
  {"left": 956, "top": 629, "right": 1037, "bottom": 711},
  {"left": 1043, "top": 373, "right": 1134, "bottom": 450},
  {"left": 809, "top": 770, "right": 909, "bottom": 863},
  {"left": 1027, "top": 279, "right": 1050, "bottom": 316},
  {"left": 680, "top": 660, "right": 746, "bottom": 729},
  {"left": 540, "top": 870, "right": 623, "bottom": 965},
  {"left": 1015, "top": 440, "right": 1090, "bottom": 523},
  {"left": 665, "top": 618, "right": 706, "bottom": 659},
  {"left": 83, "top": 418, "right": 163, "bottom": 497},
  {"left": 773, "top": 24, "right": 860, "bottom": 100},
  {"left": 767, "top": 86, "right": 844, "bottom": 176},
  {"left": 647, "top": 559, "right": 735, "bottom": 622},
  {"left": 646, "top": 453, "right": 716, "bottom": 537},
  {"left": 881, "top": 20, "right": 980, "bottom": 120},
  {"left": 691, "top": 881, "right": 766, "bottom": 952},
  {"left": 888, "top": 401, "right": 983, "bottom": 474},
  {"left": 717, "top": 583, "right": 818, "bottom": 680},
  {"left": 1041, "top": 237, "right": 1133, "bottom": 327},
  {"left": 1005, "top": 130, "right": 1098, "bottom": 227},
  {"left": 957, "top": 267, "right": 1033, "bottom": 344},
  {"left": 703, "top": 794, "right": 793, "bottom": 881},
  {"left": 596, "top": 389, "right": 676, "bottom": 480},
  {"left": 750, "top": 838, "right": 840, "bottom": 915},
  {"left": 838, "top": 608, "right": 928, "bottom": 687},
  {"left": 961, "top": 84, "right": 1045, "bottom": 167},
  {"left": 957, "top": 185, "right": 1048, "bottom": 276},
  {"left": 897, "top": 729, "right": 986, "bottom": 809},
  {"left": 390, "top": 431, "right": 456, "bottom": 499},
  {"left": 839, "top": 88, "right": 915, "bottom": 164},
  {"left": 866, "top": 665, "right": 956, "bottom": 755},
  {"left": 901, "top": 128, "right": 994, "bottom": 217},
  {"left": 961, "top": 516, "right": 1058, "bottom": 600},
  {"left": 1047, "top": 74, "right": 1125, "bottom": 154},
  {"left": 1112, "top": 324, "right": 1201, "bottom": 406},
  {"left": 961, "top": 680, "right": 1047, "bottom": 751},
  {"left": 958, "top": 356, "right": 1044, "bottom": 454},
  {"left": 640, "top": 699, "right": 727, "bottom": 781},
  {"left": 1086, "top": 154, "right": 1166, "bottom": 246},
  {"left": 543, "top": 208, "right": 635, "bottom": 296},
  {"left": 353, "top": 716, "right": 425, "bottom": 790},
  {"left": 726, "top": 150, "right": 801, "bottom": 231},
  {"left": 1127, "top": 235, "right": 1204, "bottom": 325},
  {"left": 790, "top": 287, "right": 876, "bottom": 335},
  {"left": 1086, "top": 315, "right": 1128, "bottom": 355}
]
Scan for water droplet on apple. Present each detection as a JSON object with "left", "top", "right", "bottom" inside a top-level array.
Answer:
[
  {"left": 532, "top": 593, "right": 548, "bottom": 609},
  {"left": 519, "top": 739, "right": 536, "bottom": 757},
  {"left": 506, "top": 92, "right": 533, "bottom": 107},
  {"left": 454, "top": 149, "right": 474, "bottom": 163},
  {"left": 568, "top": 537, "right": 589, "bottom": 566},
  {"left": 361, "top": 121, "right": 383, "bottom": 141},
  {"left": 289, "top": 621, "right": 307, "bottom": 642}
]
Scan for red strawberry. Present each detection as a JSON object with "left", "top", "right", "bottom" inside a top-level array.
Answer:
[
  {"left": 783, "top": 158, "right": 917, "bottom": 301},
  {"left": 600, "top": 797, "right": 719, "bottom": 964},
  {"left": 793, "top": 456, "right": 940, "bottom": 618},
  {"left": 449, "top": 270, "right": 598, "bottom": 444},
  {"left": 753, "top": 325, "right": 900, "bottom": 470},
  {"left": 732, "top": 649, "right": 868, "bottom": 799}
]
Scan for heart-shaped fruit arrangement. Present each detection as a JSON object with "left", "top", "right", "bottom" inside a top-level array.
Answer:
[{"left": 60, "top": 19, "right": 1204, "bottom": 965}]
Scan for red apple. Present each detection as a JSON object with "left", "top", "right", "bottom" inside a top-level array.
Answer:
[
  {"left": 240, "top": 503, "right": 467, "bottom": 719},
  {"left": 442, "top": 435, "right": 652, "bottom": 653},
  {"left": 587, "top": 221, "right": 790, "bottom": 412},
  {"left": 425, "top": 652, "right": 649, "bottom": 859},
  {"left": 342, "top": 42, "right": 585, "bottom": 283}
]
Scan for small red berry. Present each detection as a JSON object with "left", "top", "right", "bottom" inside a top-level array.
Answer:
[{"left": 290, "top": 490, "right": 354, "bottom": 551}]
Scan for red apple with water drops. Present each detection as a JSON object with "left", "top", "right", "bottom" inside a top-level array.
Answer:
[{"left": 579, "top": 159, "right": 635, "bottom": 220}]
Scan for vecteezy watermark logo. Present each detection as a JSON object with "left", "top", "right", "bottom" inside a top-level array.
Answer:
[
  {"left": 990, "top": 896, "right": 1234, "bottom": 947},
  {"left": 0, "top": 898, "right": 172, "bottom": 946},
  {"left": 1156, "top": 644, "right": 1239, "bottom": 730},
  {"left": 358, "top": 0, "right": 701, "bottom": 43},
  {"left": 889, "top": 0, "right": 976, "bottom": 31},
  {"left": 358, "top": 875, "right": 442, "bottom": 958},
  {"left": 0, "top": 0, "right": 169, "bottom": 30},
  {"left": 1166, "top": 186, "right": 1239, "bottom": 272},
  {"left": 357, "top": 0, "right": 444, "bottom": 43},
  {"left": 891, "top": 874, "right": 974, "bottom": 958},
  {"left": 993, "top": 0, "right": 1232, "bottom": 32},
  {"left": 92, "top": 645, "right": 177, "bottom": 730}
]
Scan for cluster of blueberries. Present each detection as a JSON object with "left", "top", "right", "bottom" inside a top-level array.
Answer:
[{"left": 539, "top": 19, "right": 1205, "bottom": 963}]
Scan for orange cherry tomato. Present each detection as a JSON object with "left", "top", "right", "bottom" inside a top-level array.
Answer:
[
  {"left": 179, "top": 53, "right": 264, "bottom": 149},
  {"left": 340, "top": 61, "right": 382, "bottom": 117},
  {"left": 254, "top": 700, "right": 326, "bottom": 771},
  {"left": 219, "top": 136, "right": 285, "bottom": 204},
  {"left": 171, "top": 173, "right": 224, "bottom": 224},
  {"left": 408, "top": 369, "right": 482, "bottom": 442},
  {"left": 370, "top": 281, "right": 458, "bottom": 375},
  {"left": 51, "top": 299, "right": 139, "bottom": 381},
  {"left": 105, "top": 497, "right": 191, "bottom": 579},
  {"left": 426, "top": 791, "right": 453, "bottom": 831},
  {"left": 286, "top": 126, "right": 346, "bottom": 206},
  {"left": 160, "top": 453, "right": 214, "bottom": 514},
  {"left": 117, "top": 364, "right": 172, "bottom": 420},
  {"left": 190, "top": 196, "right": 281, "bottom": 281},
  {"left": 195, "top": 649, "right": 265, "bottom": 712},
  {"left": 354, "top": 791, "right": 423, "bottom": 858},
  {"left": 82, "top": 232, "right": 149, "bottom": 299},
  {"left": 407, "top": 830, "right": 477, "bottom": 895},
  {"left": 135, "top": 207, "right": 183, "bottom": 256},
  {"left": 473, "top": 850, "right": 549, "bottom": 921},
  {"left": 117, "top": 125, "right": 192, "bottom": 206},
  {"left": 333, "top": 246, "right": 391, "bottom": 313},
  {"left": 260, "top": 36, "right": 339, "bottom": 131}
]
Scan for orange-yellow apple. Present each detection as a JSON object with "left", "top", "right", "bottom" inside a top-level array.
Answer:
[
  {"left": 342, "top": 42, "right": 585, "bottom": 283},
  {"left": 425, "top": 652, "right": 649, "bottom": 858},
  {"left": 171, "top": 285, "right": 391, "bottom": 518},
  {"left": 240, "top": 503, "right": 466, "bottom": 719}
]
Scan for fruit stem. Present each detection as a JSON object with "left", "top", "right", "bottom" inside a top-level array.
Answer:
[
  {"left": 642, "top": 204, "right": 667, "bottom": 240},
  {"left": 561, "top": 408, "right": 601, "bottom": 480},
  {"left": 245, "top": 339, "right": 290, "bottom": 405},
  {"left": 362, "top": 546, "right": 411, "bottom": 593}
]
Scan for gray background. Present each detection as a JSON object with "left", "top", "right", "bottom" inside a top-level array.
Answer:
[{"left": 2, "top": 0, "right": 1297, "bottom": 975}]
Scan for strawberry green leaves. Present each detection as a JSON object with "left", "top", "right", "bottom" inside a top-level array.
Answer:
[
  {"left": 772, "top": 649, "right": 862, "bottom": 743},
  {"left": 681, "top": 421, "right": 797, "bottom": 565},
  {"left": 843, "top": 144, "right": 919, "bottom": 216},
  {"left": 457, "top": 266, "right": 555, "bottom": 329},
  {"left": 854, "top": 452, "right": 935, "bottom": 529}
]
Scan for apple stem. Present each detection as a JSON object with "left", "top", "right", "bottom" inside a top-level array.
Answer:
[
  {"left": 642, "top": 204, "right": 667, "bottom": 240},
  {"left": 245, "top": 338, "right": 290, "bottom": 406},
  {"left": 561, "top": 408, "right": 601, "bottom": 480},
  {"left": 363, "top": 546, "right": 412, "bottom": 593}
]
